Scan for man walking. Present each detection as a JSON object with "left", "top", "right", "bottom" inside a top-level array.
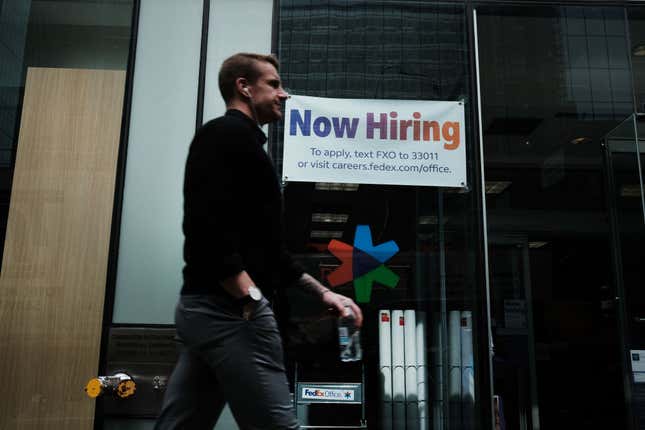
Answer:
[{"left": 154, "top": 53, "right": 362, "bottom": 430}]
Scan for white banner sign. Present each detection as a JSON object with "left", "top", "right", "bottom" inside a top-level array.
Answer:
[{"left": 283, "top": 95, "right": 466, "bottom": 188}]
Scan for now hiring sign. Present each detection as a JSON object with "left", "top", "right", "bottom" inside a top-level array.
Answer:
[{"left": 282, "top": 95, "right": 467, "bottom": 188}]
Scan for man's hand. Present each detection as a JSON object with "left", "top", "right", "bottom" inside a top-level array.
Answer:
[
  {"left": 321, "top": 290, "right": 363, "bottom": 328},
  {"left": 220, "top": 271, "right": 255, "bottom": 298},
  {"left": 298, "top": 273, "right": 363, "bottom": 327}
]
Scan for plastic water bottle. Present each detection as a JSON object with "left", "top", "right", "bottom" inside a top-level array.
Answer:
[{"left": 338, "top": 306, "right": 362, "bottom": 362}]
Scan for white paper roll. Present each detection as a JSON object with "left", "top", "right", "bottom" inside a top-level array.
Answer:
[
  {"left": 433, "top": 313, "right": 443, "bottom": 402},
  {"left": 404, "top": 310, "right": 417, "bottom": 401},
  {"left": 382, "top": 401, "right": 393, "bottom": 430},
  {"left": 416, "top": 311, "right": 427, "bottom": 372},
  {"left": 418, "top": 400, "right": 428, "bottom": 430},
  {"left": 393, "top": 366, "right": 406, "bottom": 402},
  {"left": 448, "top": 310, "right": 461, "bottom": 399},
  {"left": 406, "top": 366, "right": 418, "bottom": 398},
  {"left": 392, "top": 310, "right": 406, "bottom": 401},
  {"left": 416, "top": 311, "right": 428, "bottom": 430},
  {"left": 461, "top": 311, "right": 474, "bottom": 402},
  {"left": 433, "top": 402, "right": 444, "bottom": 430},
  {"left": 406, "top": 366, "right": 418, "bottom": 427},
  {"left": 393, "top": 402, "right": 406, "bottom": 430},
  {"left": 380, "top": 310, "right": 392, "bottom": 367},
  {"left": 380, "top": 310, "right": 394, "bottom": 429},
  {"left": 407, "top": 400, "right": 419, "bottom": 429},
  {"left": 381, "top": 367, "right": 393, "bottom": 401},
  {"left": 379, "top": 310, "right": 393, "bottom": 403}
]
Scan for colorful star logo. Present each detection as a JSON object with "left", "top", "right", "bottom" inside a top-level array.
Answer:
[{"left": 327, "top": 225, "right": 400, "bottom": 303}]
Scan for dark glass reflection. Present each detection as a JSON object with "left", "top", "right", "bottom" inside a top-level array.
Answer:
[
  {"left": 277, "top": 1, "right": 485, "bottom": 429},
  {"left": 628, "top": 9, "right": 645, "bottom": 111},
  {"left": 0, "top": 0, "right": 133, "bottom": 268},
  {"left": 478, "top": 5, "right": 637, "bottom": 429},
  {"left": 605, "top": 114, "right": 645, "bottom": 429}
]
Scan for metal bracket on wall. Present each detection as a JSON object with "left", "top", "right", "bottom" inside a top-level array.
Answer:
[{"left": 101, "top": 327, "right": 178, "bottom": 418}]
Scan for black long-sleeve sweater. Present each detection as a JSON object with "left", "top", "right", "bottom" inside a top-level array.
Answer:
[{"left": 181, "top": 109, "right": 304, "bottom": 296}]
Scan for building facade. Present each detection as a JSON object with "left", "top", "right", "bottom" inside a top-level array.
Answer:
[{"left": 0, "top": 0, "right": 644, "bottom": 429}]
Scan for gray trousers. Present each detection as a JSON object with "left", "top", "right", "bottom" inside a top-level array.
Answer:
[{"left": 154, "top": 294, "right": 299, "bottom": 430}]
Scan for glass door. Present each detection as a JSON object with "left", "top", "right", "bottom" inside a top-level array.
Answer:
[
  {"left": 474, "top": 4, "right": 637, "bottom": 429},
  {"left": 604, "top": 114, "right": 645, "bottom": 430},
  {"left": 488, "top": 236, "right": 540, "bottom": 430}
]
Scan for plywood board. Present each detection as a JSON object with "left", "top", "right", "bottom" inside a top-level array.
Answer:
[{"left": 0, "top": 68, "right": 125, "bottom": 429}]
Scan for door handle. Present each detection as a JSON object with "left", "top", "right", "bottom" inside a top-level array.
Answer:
[{"left": 85, "top": 372, "right": 136, "bottom": 399}]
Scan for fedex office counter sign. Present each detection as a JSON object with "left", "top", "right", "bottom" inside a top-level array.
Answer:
[
  {"left": 302, "top": 387, "right": 356, "bottom": 402},
  {"left": 283, "top": 95, "right": 466, "bottom": 188}
]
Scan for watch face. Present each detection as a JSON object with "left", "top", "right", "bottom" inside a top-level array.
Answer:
[{"left": 249, "top": 286, "right": 262, "bottom": 301}]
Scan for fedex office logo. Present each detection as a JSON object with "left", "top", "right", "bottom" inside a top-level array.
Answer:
[
  {"left": 302, "top": 388, "right": 355, "bottom": 401},
  {"left": 327, "top": 225, "right": 399, "bottom": 303}
]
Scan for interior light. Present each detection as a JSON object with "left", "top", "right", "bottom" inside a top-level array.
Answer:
[
  {"left": 621, "top": 185, "right": 643, "bottom": 197},
  {"left": 311, "top": 213, "right": 349, "bottom": 223},
  {"left": 443, "top": 186, "right": 470, "bottom": 194},
  {"left": 315, "top": 182, "right": 359, "bottom": 191},
  {"left": 485, "top": 181, "right": 512, "bottom": 194},
  {"left": 310, "top": 230, "right": 344, "bottom": 239},
  {"left": 418, "top": 215, "right": 449, "bottom": 225},
  {"left": 633, "top": 44, "right": 645, "bottom": 57},
  {"left": 418, "top": 215, "right": 438, "bottom": 225},
  {"left": 570, "top": 137, "right": 591, "bottom": 145},
  {"left": 529, "top": 241, "right": 549, "bottom": 249}
]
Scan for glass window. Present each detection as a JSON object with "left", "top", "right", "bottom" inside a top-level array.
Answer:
[
  {"left": 0, "top": 0, "right": 134, "bottom": 268},
  {"left": 0, "top": 0, "right": 134, "bottom": 428},
  {"left": 477, "top": 5, "right": 636, "bottom": 429},
  {"left": 277, "top": 1, "right": 487, "bottom": 429},
  {"left": 629, "top": 8, "right": 645, "bottom": 112},
  {"left": 604, "top": 113, "right": 645, "bottom": 429}
]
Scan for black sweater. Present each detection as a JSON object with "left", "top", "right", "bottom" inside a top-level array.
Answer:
[{"left": 181, "top": 109, "right": 304, "bottom": 296}]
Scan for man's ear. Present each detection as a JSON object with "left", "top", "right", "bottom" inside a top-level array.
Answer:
[{"left": 235, "top": 77, "right": 250, "bottom": 98}]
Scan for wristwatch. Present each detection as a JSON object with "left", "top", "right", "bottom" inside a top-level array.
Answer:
[
  {"left": 238, "top": 285, "right": 262, "bottom": 305},
  {"left": 238, "top": 286, "right": 262, "bottom": 320}
]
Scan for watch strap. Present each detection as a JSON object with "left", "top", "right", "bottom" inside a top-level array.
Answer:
[{"left": 237, "top": 295, "right": 254, "bottom": 306}]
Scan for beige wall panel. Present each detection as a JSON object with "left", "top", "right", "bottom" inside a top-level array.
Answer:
[{"left": 0, "top": 68, "right": 125, "bottom": 430}]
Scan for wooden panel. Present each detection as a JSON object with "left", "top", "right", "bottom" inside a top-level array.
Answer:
[{"left": 0, "top": 68, "right": 125, "bottom": 429}]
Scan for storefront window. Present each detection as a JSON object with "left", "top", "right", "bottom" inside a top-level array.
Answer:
[
  {"left": 628, "top": 8, "right": 645, "bottom": 112},
  {"left": 0, "top": 0, "right": 133, "bottom": 268},
  {"left": 604, "top": 113, "right": 645, "bottom": 429},
  {"left": 0, "top": 1, "right": 134, "bottom": 428},
  {"left": 477, "top": 5, "right": 637, "bottom": 429},
  {"left": 276, "top": 1, "right": 488, "bottom": 429}
]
